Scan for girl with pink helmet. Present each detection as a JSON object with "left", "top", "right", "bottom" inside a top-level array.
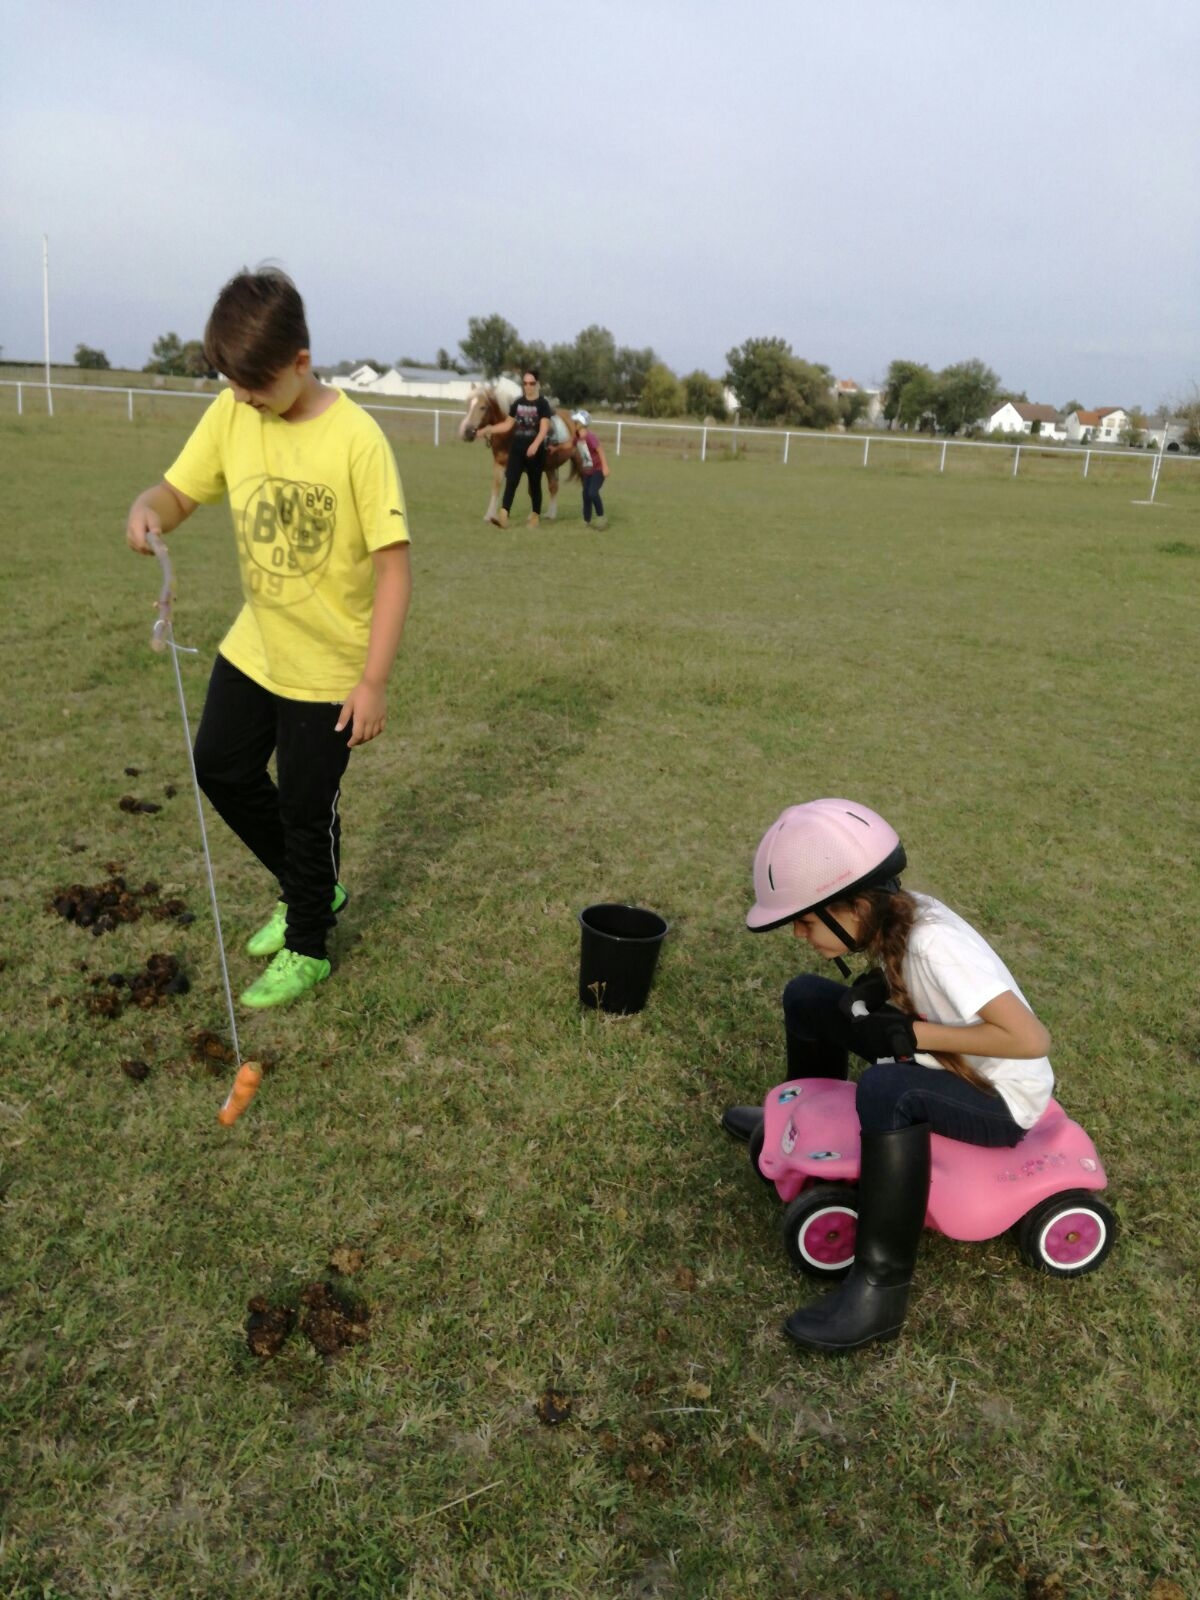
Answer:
[{"left": 726, "top": 799, "right": 1054, "bottom": 1354}]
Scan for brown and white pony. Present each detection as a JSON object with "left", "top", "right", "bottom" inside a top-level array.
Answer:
[{"left": 458, "top": 376, "right": 580, "bottom": 522}]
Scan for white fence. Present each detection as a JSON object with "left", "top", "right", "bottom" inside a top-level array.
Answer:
[{"left": 3, "top": 379, "right": 1195, "bottom": 499}]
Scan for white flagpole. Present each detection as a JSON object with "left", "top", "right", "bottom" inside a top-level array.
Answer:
[{"left": 42, "top": 234, "right": 54, "bottom": 417}]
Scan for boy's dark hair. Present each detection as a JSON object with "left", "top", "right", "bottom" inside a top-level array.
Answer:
[{"left": 203, "top": 268, "right": 309, "bottom": 389}]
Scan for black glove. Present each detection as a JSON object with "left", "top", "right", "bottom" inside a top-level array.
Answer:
[
  {"left": 838, "top": 989, "right": 918, "bottom": 1062},
  {"left": 847, "top": 967, "right": 890, "bottom": 1011}
]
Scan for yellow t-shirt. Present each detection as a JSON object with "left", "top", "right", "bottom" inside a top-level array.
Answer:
[{"left": 165, "top": 388, "right": 410, "bottom": 700}]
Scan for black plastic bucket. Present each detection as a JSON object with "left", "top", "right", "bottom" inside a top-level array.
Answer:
[{"left": 578, "top": 904, "right": 669, "bottom": 1015}]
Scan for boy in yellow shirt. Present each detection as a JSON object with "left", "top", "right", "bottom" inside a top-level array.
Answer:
[{"left": 125, "top": 269, "right": 412, "bottom": 1008}]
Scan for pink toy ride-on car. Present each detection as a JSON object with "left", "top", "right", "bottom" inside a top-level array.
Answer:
[{"left": 750, "top": 1077, "right": 1115, "bottom": 1280}]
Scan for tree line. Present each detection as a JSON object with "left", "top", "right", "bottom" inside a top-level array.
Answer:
[{"left": 70, "top": 322, "right": 1200, "bottom": 444}]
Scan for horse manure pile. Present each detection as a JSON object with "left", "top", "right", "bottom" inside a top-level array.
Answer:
[
  {"left": 82, "top": 952, "right": 189, "bottom": 1018},
  {"left": 246, "top": 1297, "right": 297, "bottom": 1358},
  {"left": 190, "top": 1029, "right": 237, "bottom": 1071},
  {"left": 245, "top": 1280, "right": 371, "bottom": 1361},
  {"left": 49, "top": 873, "right": 193, "bottom": 936},
  {"left": 119, "top": 795, "right": 162, "bottom": 815}
]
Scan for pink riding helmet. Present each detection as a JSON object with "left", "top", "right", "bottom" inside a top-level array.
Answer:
[{"left": 746, "top": 799, "right": 906, "bottom": 934}]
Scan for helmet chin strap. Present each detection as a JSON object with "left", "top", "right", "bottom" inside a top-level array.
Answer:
[{"left": 815, "top": 906, "right": 858, "bottom": 979}]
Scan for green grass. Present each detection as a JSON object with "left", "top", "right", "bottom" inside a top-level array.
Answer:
[{"left": 1, "top": 405, "right": 1198, "bottom": 1599}]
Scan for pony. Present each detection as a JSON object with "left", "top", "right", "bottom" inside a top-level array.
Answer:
[{"left": 458, "top": 376, "right": 581, "bottom": 523}]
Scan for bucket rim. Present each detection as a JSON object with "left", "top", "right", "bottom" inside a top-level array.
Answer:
[{"left": 578, "top": 903, "right": 670, "bottom": 942}]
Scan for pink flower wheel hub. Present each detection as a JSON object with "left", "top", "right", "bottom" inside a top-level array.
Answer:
[
  {"left": 1039, "top": 1207, "right": 1106, "bottom": 1269},
  {"left": 801, "top": 1206, "right": 857, "bottom": 1268}
]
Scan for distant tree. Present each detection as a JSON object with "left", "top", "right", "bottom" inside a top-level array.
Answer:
[
  {"left": 181, "top": 340, "right": 213, "bottom": 378},
  {"left": 838, "top": 390, "right": 871, "bottom": 430},
  {"left": 934, "top": 358, "right": 1001, "bottom": 436},
  {"left": 724, "top": 338, "right": 836, "bottom": 427},
  {"left": 1061, "top": 398, "right": 1084, "bottom": 417},
  {"left": 882, "top": 360, "right": 937, "bottom": 428},
  {"left": 459, "top": 314, "right": 523, "bottom": 378},
  {"left": 612, "top": 344, "right": 656, "bottom": 410},
  {"left": 436, "top": 347, "right": 462, "bottom": 371},
  {"left": 144, "top": 332, "right": 187, "bottom": 376},
  {"left": 74, "top": 343, "right": 110, "bottom": 369},
  {"left": 1175, "top": 386, "right": 1200, "bottom": 453},
  {"left": 515, "top": 339, "right": 549, "bottom": 383},
  {"left": 639, "top": 362, "right": 685, "bottom": 418},
  {"left": 683, "top": 369, "right": 727, "bottom": 418}
]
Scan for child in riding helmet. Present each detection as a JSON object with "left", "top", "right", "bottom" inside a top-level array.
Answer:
[
  {"left": 569, "top": 411, "right": 610, "bottom": 529},
  {"left": 724, "top": 799, "right": 1054, "bottom": 1354}
]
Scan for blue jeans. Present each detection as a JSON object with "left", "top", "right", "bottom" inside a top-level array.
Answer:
[
  {"left": 582, "top": 473, "right": 605, "bottom": 522},
  {"left": 782, "top": 972, "right": 1024, "bottom": 1146}
]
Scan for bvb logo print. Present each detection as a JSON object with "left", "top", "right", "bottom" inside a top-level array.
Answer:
[{"left": 240, "top": 477, "right": 336, "bottom": 605}]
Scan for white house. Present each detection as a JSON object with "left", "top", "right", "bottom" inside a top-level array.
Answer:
[
  {"left": 1064, "top": 407, "right": 1128, "bottom": 444},
  {"left": 984, "top": 401, "right": 1066, "bottom": 440},
  {"left": 1143, "top": 422, "right": 1186, "bottom": 451},
  {"left": 329, "top": 365, "right": 485, "bottom": 404}
]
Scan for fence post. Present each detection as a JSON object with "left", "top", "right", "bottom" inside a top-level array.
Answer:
[
  {"left": 1012, "top": 445, "right": 1021, "bottom": 478},
  {"left": 862, "top": 437, "right": 870, "bottom": 468},
  {"left": 46, "top": 383, "right": 54, "bottom": 418},
  {"left": 616, "top": 421, "right": 622, "bottom": 457},
  {"left": 1083, "top": 450, "right": 1091, "bottom": 478},
  {"left": 783, "top": 431, "right": 790, "bottom": 465},
  {"left": 16, "top": 383, "right": 22, "bottom": 416},
  {"left": 701, "top": 425, "right": 707, "bottom": 463},
  {"left": 128, "top": 389, "right": 134, "bottom": 421},
  {"left": 434, "top": 410, "right": 440, "bottom": 447},
  {"left": 939, "top": 441, "right": 947, "bottom": 474}
]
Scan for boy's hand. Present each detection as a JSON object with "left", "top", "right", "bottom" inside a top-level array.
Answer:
[
  {"left": 336, "top": 680, "right": 387, "bottom": 747},
  {"left": 126, "top": 503, "right": 163, "bottom": 555}
]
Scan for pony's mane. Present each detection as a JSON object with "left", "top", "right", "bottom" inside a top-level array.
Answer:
[{"left": 492, "top": 374, "right": 520, "bottom": 410}]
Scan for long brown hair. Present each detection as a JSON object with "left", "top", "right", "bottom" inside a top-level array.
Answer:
[{"left": 848, "top": 887, "right": 996, "bottom": 1095}]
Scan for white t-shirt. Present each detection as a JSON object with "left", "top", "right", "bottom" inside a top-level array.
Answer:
[{"left": 902, "top": 894, "right": 1054, "bottom": 1129}]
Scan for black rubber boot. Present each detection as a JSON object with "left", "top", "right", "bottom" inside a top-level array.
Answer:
[
  {"left": 723, "top": 1035, "right": 850, "bottom": 1142},
  {"left": 721, "top": 1105, "right": 762, "bottom": 1141},
  {"left": 783, "top": 1122, "right": 930, "bottom": 1353},
  {"left": 786, "top": 1031, "right": 849, "bottom": 1081}
]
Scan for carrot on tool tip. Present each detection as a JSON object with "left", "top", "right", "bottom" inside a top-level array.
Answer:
[{"left": 218, "top": 1062, "right": 263, "bottom": 1126}]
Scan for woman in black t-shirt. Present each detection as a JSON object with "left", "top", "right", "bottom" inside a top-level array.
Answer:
[{"left": 481, "top": 369, "right": 553, "bottom": 527}]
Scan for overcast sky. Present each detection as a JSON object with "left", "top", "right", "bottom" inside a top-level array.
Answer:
[{"left": 3, "top": 1, "right": 1196, "bottom": 410}]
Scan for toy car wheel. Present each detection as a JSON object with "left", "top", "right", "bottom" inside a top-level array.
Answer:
[
  {"left": 781, "top": 1185, "right": 858, "bottom": 1279},
  {"left": 1015, "top": 1191, "right": 1117, "bottom": 1277},
  {"left": 747, "top": 1123, "right": 775, "bottom": 1190}
]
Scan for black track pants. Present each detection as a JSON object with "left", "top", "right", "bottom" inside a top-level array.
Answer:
[
  {"left": 502, "top": 444, "right": 545, "bottom": 514},
  {"left": 192, "top": 654, "right": 351, "bottom": 959}
]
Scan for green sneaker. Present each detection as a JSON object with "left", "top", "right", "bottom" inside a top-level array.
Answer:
[
  {"left": 245, "top": 883, "right": 348, "bottom": 958},
  {"left": 240, "top": 949, "right": 331, "bottom": 1010}
]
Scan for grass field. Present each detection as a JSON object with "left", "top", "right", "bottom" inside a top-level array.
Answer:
[{"left": 2, "top": 403, "right": 1198, "bottom": 1599}]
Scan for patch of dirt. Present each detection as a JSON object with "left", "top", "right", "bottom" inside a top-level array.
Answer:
[
  {"left": 327, "top": 1246, "right": 366, "bottom": 1276},
  {"left": 49, "top": 874, "right": 192, "bottom": 936},
  {"left": 82, "top": 953, "right": 189, "bottom": 1019}
]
